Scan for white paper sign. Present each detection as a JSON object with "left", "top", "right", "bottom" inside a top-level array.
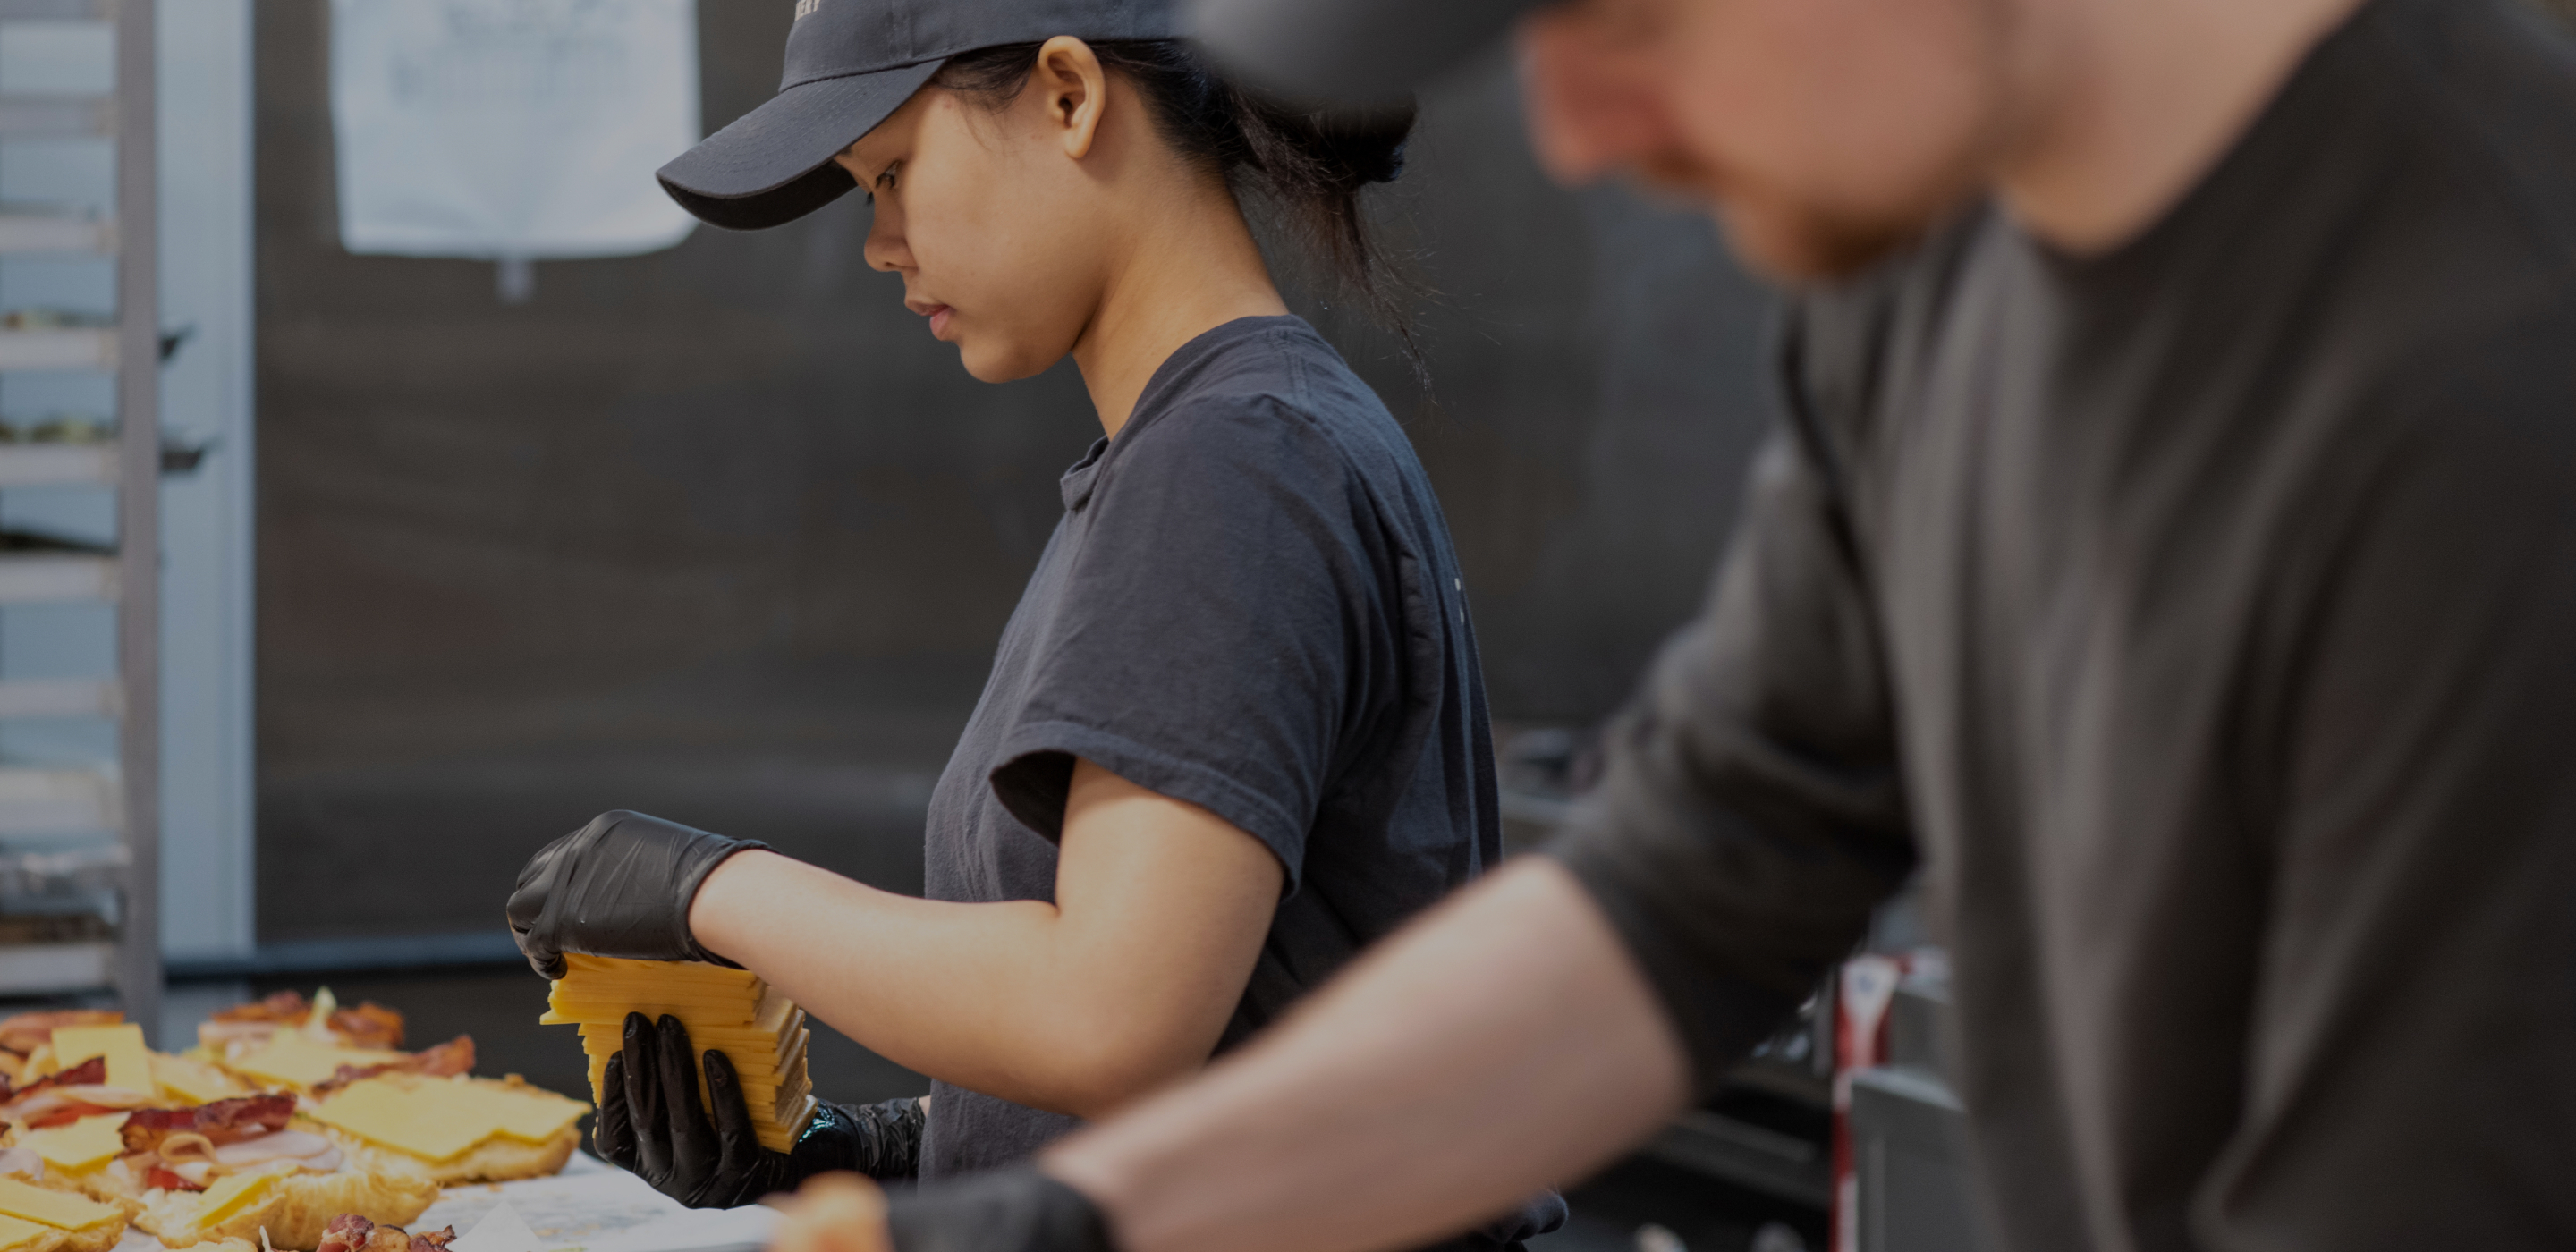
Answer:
[{"left": 331, "top": 0, "right": 701, "bottom": 259}]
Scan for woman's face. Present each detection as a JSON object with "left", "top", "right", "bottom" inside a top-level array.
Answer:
[{"left": 837, "top": 65, "right": 1119, "bottom": 384}]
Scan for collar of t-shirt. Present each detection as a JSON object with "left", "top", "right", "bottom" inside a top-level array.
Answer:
[{"left": 1056, "top": 315, "right": 1320, "bottom": 513}]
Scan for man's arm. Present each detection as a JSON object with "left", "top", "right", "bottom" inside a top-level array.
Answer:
[
  {"left": 1045, "top": 859, "right": 1687, "bottom": 1252},
  {"left": 691, "top": 758, "right": 1284, "bottom": 1118}
]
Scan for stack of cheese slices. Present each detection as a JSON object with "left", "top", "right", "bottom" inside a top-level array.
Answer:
[{"left": 539, "top": 955, "right": 815, "bottom": 1153}]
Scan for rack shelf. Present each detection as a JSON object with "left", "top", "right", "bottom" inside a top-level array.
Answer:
[
  {"left": 0, "top": 842, "right": 123, "bottom": 896},
  {"left": 0, "top": 554, "right": 117, "bottom": 603},
  {"left": 0, "top": 678, "right": 120, "bottom": 720},
  {"left": 0, "top": 942, "right": 114, "bottom": 995},
  {"left": 0, "top": 443, "right": 118, "bottom": 486},
  {"left": 0, "top": 766, "right": 121, "bottom": 835},
  {"left": 0, "top": 328, "right": 115, "bottom": 371},
  {"left": 0, "top": 0, "right": 158, "bottom": 1017},
  {"left": 0, "top": 214, "right": 113, "bottom": 255},
  {"left": 0, "top": 0, "right": 107, "bottom": 19},
  {"left": 0, "top": 96, "right": 111, "bottom": 138}
]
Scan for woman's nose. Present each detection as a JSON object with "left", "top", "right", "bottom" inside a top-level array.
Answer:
[{"left": 862, "top": 220, "right": 908, "bottom": 274}]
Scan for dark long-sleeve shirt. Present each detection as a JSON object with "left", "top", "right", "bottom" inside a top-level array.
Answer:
[{"left": 1549, "top": 2, "right": 2576, "bottom": 1248}]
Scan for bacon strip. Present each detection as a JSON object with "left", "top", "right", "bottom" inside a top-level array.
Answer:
[
  {"left": 0, "top": 1055, "right": 106, "bottom": 1104},
  {"left": 317, "top": 1215, "right": 453, "bottom": 1252},
  {"left": 121, "top": 1094, "right": 297, "bottom": 1155},
  {"left": 209, "top": 994, "right": 404, "bottom": 1050},
  {"left": 317, "top": 1214, "right": 377, "bottom": 1252},
  {"left": 312, "top": 1036, "right": 474, "bottom": 1097},
  {"left": 25, "top": 1100, "right": 122, "bottom": 1129}
]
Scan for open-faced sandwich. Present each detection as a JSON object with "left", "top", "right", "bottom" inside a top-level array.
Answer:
[
  {"left": 52, "top": 1093, "right": 437, "bottom": 1252},
  {"left": 191, "top": 994, "right": 587, "bottom": 1188},
  {"left": 199, "top": 994, "right": 413, "bottom": 1096},
  {"left": 302, "top": 1061, "right": 588, "bottom": 1187},
  {"left": 0, "top": 1016, "right": 121, "bottom": 1092},
  {"left": 0, "top": 1152, "right": 131, "bottom": 1252},
  {"left": 199, "top": 994, "right": 402, "bottom": 1056},
  {"left": 0, "top": 1011, "right": 242, "bottom": 1111}
]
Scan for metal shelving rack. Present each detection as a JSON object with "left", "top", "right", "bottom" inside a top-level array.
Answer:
[{"left": 0, "top": 0, "right": 159, "bottom": 1036}]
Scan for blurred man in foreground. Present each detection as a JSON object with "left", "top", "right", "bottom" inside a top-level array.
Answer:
[{"left": 772, "top": 0, "right": 2576, "bottom": 1248}]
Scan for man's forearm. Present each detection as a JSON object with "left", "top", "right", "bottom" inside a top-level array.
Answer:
[{"left": 1043, "top": 859, "right": 1692, "bottom": 1252}]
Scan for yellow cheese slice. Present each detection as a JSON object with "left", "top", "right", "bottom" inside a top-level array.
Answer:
[
  {"left": 451, "top": 1082, "right": 589, "bottom": 1143},
  {"left": 0, "top": 1214, "right": 53, "bottom": 1252},
  {"left": 306, "top": 1080, "right": 491, "bottom": 1162},
  {"left": 578, "top": 1008, "right": 805, "bottom": 1060},
  {"left": 150, "top": 1051, "right": 241, "bottom": 1104},
  {"left": 753, "top": 1096, "right": 817, "bottom": 1154},
  {"left": 16, "top": 1113, "right": 130, "bottom": 1173},
  {"left": 306, "top": 1079, "right": 585, "bottom": 1161},
  {"left": 47, "top": 1025, "right": 152, "bottom": 1095},
  {"left": 542, "top": 1002, "right": 759, "bottom": 1028},
  {"left": 0, "top": 1177, "right": 119, "bottom": 1230},
  {"left": 192, "top": 1165, "right": 292, "bottom": 1227},
  {"left": 224, "top": 1031, "right": 404, "bottom": 1088},
  {"left": 561, "top": 954, "right": 762, "bottom": 987}
]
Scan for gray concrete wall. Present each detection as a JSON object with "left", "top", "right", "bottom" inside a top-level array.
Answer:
[{"left": 251, "top": 0, "right": 1777, "bottom": 941}]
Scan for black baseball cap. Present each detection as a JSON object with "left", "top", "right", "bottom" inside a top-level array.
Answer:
[
  {"left": 659, "top": 0, "right": 1176, "bottom": 231},
  {"left": 1182, "top": 0, "right": 1553, "bottom": 106}
]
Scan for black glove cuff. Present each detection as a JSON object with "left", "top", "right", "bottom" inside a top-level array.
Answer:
[
  {"left": 886, "top": 1168, "right": 1114, "bottom": 1252},
  {"left": 852, "top": 1096, "right": 927, "bottom": 1181}
]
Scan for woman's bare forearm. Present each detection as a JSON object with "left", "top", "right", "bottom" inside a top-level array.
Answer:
[
  {"left": 1042, "top": 859, "right": 1692, "bottom": 1252},
  {"left": 685, "top": 763, "right": 1282, "bottom": 1117},
  {"left": 687, "top": 850, "right": 1089, "bottom": 1105}
]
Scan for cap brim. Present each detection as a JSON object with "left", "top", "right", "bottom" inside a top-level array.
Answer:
[
  {"left": 657, "top": 60, "right": 946, "bottom": 231},
  {"left": 1183, "top": 0, "right": 1546, "bottom": 104}
]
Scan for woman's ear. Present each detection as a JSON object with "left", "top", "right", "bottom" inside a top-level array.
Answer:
[{"left": 1030, "top": 36, "right": 1108, "bottom": 160}]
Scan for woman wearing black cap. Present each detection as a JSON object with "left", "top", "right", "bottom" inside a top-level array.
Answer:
[{"left": 504, "top": 2, "right": 1556, "bottom": 1244}]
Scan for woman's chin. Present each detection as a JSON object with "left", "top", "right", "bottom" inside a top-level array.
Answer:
[{"left": 956, "top": 340, "right": 1054, "bottom": 385}]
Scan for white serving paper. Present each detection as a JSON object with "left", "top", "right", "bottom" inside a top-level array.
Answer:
[
  {"left": 450, "top": 1200, "right": 545, "bottom": 1252},
  {"left": 414, "top": 1155, "right": 777, "bottom": 1252},
  {"left": 329, "top": 0, "right": 701, "bottom": 259}
]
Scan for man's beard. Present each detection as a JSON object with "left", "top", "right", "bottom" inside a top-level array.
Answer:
[{"left": 1718, "top": 194, "right": 1940, "bottom": 283}]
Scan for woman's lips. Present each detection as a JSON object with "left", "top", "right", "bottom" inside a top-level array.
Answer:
[{"left": 925, "top": 305, "right": 953, "bottom": 339}]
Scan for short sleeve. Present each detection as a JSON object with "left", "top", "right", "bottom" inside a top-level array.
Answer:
[
  {"left": 1546, "top": 319, "right": 1919, "bottom": 1094},
  {"left": 987, "top": 398, "right": 1380, "bottom": 892}
]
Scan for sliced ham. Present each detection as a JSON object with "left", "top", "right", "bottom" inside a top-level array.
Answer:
[{"left": 212, "top": 1131, "right": 339, "bottom": 1169}]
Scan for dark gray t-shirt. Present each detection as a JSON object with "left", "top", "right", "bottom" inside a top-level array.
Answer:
[
  {"left": 1552, "top": 1, "right": 2576, "bottom": 1248},
  {"left": 918, "top": 316, "right": 1502, "bottom": 1179}
]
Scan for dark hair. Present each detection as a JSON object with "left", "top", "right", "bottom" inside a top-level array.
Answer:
[{"left": 936, "top": 39, "right": 1424, "bottom": 381}]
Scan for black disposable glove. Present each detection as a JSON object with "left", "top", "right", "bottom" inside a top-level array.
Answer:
[
  {"left": 885, "top": 1167, "right": 1114, "bottom": 1252},
  {"left": 505, "top": 809, "right": 767, "bottom": 979},
  {"left": 595, "top": 1012, "right": 926, "bottom": 1208}
]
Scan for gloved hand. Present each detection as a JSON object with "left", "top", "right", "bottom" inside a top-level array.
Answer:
[
  {"left": 884, "top": 1168, "right": 1114, "bottom": 1252},
  {"left": 595, "top": 1012, "right": 927, "bottom": 1208},
  {"left": 505, "top": 810, "right": 767, "bottom": 979}
]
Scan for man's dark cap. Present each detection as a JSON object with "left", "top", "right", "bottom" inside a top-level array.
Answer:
[
  {"left": 659, "top": 0, "right": 1176, "bottom": 231},
  {"left": 1182, "top": 0, "right": 1552, "bottom": 106}
]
